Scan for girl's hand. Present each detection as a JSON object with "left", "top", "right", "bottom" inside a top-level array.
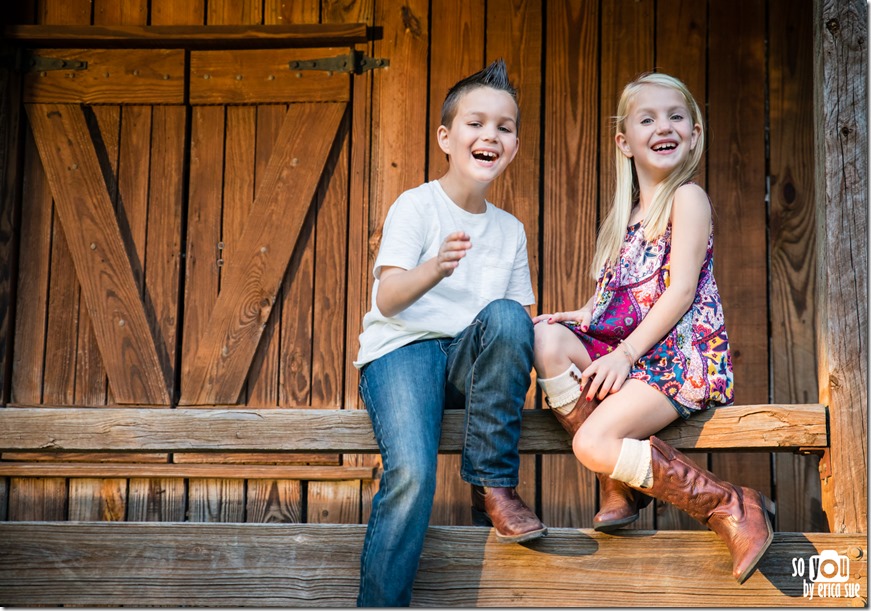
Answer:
[
  {"left": 581, "top": 348, "right": 632, "bottom": 401},
  {"left": 532, "top": 308, "right": 592, "bottom": 331},
  {"left": 436, "top": 231, "right": 472, "bottom": 277}
]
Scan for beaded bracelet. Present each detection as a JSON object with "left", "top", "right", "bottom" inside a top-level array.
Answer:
[{"left": 619, "top": 338, "right": 637, "bottom": 364}]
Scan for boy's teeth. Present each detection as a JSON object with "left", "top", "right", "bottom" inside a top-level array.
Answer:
[{"left": 473, "top": 150, "right": 497, "bottom": 160}]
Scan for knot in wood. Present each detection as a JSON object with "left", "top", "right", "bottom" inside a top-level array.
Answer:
[{"left": 825, "top": 18, "right": 840, "bottom": 35}]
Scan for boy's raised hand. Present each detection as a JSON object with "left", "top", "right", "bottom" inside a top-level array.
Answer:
[{"left": 436, "top": 231, "right": 472, "bottom": 277}]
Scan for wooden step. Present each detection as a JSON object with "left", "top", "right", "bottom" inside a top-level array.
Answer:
[{"left": 0, "top": 522, "right": 864, "bottom": 607}]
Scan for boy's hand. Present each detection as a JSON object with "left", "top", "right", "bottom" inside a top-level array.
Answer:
[
  {"left": 436, "top": 231, "right": 472, "bottom": 277},
  {"left": 532, "top": 308, "right": 592, "bottom": 331}
]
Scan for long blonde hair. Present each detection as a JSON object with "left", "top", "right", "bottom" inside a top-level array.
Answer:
[{"left": 590, "top": 72, "right": 705, "bottom": 278}]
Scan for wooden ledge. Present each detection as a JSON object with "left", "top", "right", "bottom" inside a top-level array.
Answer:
[
  {"left": 0, "top": 403, "right": 827, "bottom": 454},
  {"left": 3, "top": 24, "right": 370, "bottom": 49},
  {"left": 0, "top": 462, "right": 376, "bottom": 480},
  {"left": 0, "top": 522, "right": 864, "bottom": 607}
]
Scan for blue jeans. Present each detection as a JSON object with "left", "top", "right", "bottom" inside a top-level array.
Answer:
[{"left": 356, "top": 299, "right": 534, "bottom": 607}]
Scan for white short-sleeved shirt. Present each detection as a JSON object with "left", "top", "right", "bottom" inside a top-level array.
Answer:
[{"left": 354, "top": 180, "right": 535, "bottom": 368}]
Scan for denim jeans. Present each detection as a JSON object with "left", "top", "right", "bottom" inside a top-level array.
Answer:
[{"left": 356, "top": 299, "right": 534, "bottom": 607}]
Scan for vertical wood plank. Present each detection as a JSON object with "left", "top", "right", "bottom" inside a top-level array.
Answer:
[
  {"left": 145, "top": 106, "right": 185, "bottom": 400},
  {"left": 597, "top": 0, "right": 655, "bottom": 530},
  {"left": 308, "top": 480, "right": 360, "bottom": 524},
  {"left": 10, "top": 127, "right": 51, "bottom": 405},
  {"left": 328, "top": 0, "right": 377, "bottom": 526},
  {"left": 540, "top": 0, "right": 600, "bottom": 529},
  {"left": 0, "top": 33, "right": 25, "bottom": 407},
  {"left": 188, "top": 479, "right": 246, "bottom": 522},
  {"left": 427, "top": 0, "right": 485, "bottom": 527},
  {"left": 653, "top": 0, "right": 708, "bottom": 531},
  {"left": 126, "top": 478, "right": 186, "bottom": 521},
  {"left": 150, "top": 0, "right": 205, "bottom": 25},
  {"left": 245, "top": 479, "right": 302, "bottom": 522},
  {"left": 8, "top": 478, "right": 66, "bottom": 520},
  {"left": 486, "top": 0, "right": 543, "bottom": 525},
  {"left": 813, "top": 0, "right": 868, "bottom": 533},
  {"left": 769, "top": 0, "right": 825, "bottom": 533},
  {"left": 68, "top": 478, "right": 127, "bottom": 521},
  {"left": 707, "top": 0, "right": 771, "bottom": 497}
]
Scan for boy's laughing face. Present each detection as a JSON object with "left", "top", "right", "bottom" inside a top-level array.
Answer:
[{"left": 437, "top": 86, "right": 519, "bottom": 186}]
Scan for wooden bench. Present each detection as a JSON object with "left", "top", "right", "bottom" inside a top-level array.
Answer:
[{"left": 0, "top": 403, "right": 867, "bottom": 607}]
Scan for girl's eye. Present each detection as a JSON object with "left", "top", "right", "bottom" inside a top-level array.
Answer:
[
  {"left": 640, "top": 118, "right": 653, "bottom": 125},
  {"left": 671, "top": 114, "right": 685, "bottom": 121},
  {"left": 468, "top": 121, "right": 482, "bottom": 127},
  {"left": 499, "top": 126, "right": 513, "bottom": 133}
]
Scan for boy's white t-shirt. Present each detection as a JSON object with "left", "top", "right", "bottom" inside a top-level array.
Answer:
[{"left": 354, "top": 180, "right": 535, "bottom": 368}]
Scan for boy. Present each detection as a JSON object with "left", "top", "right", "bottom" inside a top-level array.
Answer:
[{"left": 353, "top": 59, "right": 545, "bottom": 607}]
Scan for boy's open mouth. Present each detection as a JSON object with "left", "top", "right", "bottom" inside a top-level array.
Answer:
[{"left": 472, "top": 150, "right": 499, "bottom": 161}]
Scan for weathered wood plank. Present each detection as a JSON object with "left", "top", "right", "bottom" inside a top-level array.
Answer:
[
  {"left": 540, "top": 0, "right": 600, "bottom": 530},
  {"left": 179, "top": 102, "right": 346, "bottom": 406},
  {"left": 0, "top": 462, "right": 376, "bottom": 480},
  {"left": 0, "top": 523, "right": 865, "bottom": 607},
  {"left": 4, "top": 24, "right": 369, "bottom": 47},
  {"left": 0, "top": 404, "right": 828, "bottom": 453},
  {"left": 23, "top": 49, "right": 184, "bottom": 104},
  {"left": 707, "top": 0, "right": 772, "bottom": 504},
  {"left": 813, "top": 0, "right": 868, "bottom": 534},
  {"left": 189, "top": 48, "right": 351, "bottom": 104},
  {"left": 769, "top": 0, "right": 825, "bottom": 533},
  {"left": 26, "top": 103, "right": 170, "bottom": 405},
  {"left": 427, "top": 0, "right": 485, "bottom": 528}
]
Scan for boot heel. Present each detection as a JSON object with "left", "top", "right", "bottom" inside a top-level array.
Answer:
[{"left": 471, "top": 505, "right": 492, "bottom": 527}]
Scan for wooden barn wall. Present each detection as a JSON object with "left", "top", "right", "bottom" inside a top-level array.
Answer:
[{"left": 0, "top": 0, "right": 824, "bottom": 533}]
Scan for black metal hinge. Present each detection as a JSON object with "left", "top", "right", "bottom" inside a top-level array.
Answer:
[{"left": 288, "top": 50, "right": 388, "bottom": 74}]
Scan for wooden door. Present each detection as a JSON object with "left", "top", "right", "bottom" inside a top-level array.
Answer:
[{"left": 11, "top": 34, "right": 364, "bottom": 522}]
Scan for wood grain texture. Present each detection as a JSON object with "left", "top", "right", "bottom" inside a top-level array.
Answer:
[
  {"left": 0, "top": 523, "right": 865, "bottom": 607},
  {"left": 26, "top": 103, "right": 170, "bottom": 405},
  {"left": 23, "top": 48, "right": 185, "bottom": 104},
  {"left": 4, "top": 24, "right": 369, "bottom": 47},
  {"left": 0, "top": 404, "right": 828, "bottom": 453},
  {"left": 813, "top": 0, "right": 868, "bottom": 533},
  {"left": 179, "top": 102, "right": 346, "bottom": 406},
  {"left": 769, "top": 0, "right": 824, "bottom": 533},
  {"left": 0, "top": 462, "right": 376, "bottom": 480},
  {"left": 189, "top": 49, "right": 352, "bottom": 104}
]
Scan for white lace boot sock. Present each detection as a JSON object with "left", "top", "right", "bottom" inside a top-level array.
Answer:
[
  {"left": 536, "top": 363, "right": 583, "bottom": 416},
  {"left": 610, "top": 438, "right": 654, "bottom": 488}
]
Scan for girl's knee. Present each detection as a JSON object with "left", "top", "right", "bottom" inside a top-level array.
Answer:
[
  {"left": 534, "top": 323, "right": 571, "bottom": 372},
  {"left": 572, "top": 422, "right": 611, "bottom": 472}
]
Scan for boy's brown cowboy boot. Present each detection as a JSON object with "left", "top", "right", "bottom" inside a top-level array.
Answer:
[
  {"left": 471, "top": 485, "right": 547, "bottom": 543},
  {"left": 551, "top": 387, "right": 651, "bottom": 532},
  {"left": 630, "top": 435, "right": 775, "bottom": 583}
]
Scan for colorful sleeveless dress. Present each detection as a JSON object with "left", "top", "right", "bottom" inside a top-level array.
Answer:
[{"left": 563, "top": 217, "right": 734, "bottom": 418}]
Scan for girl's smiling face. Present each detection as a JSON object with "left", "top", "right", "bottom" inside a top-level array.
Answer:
[
  {"left": 616, "top": 84, "right": 701, "bottom": 183},
  {"left": 437, "top": 86, "right": 519, "bottom": 186}
]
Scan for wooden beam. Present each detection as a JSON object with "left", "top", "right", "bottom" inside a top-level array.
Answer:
[
  {"left": 0, "top": 522, "right": 864, "bottom": 607},
  {"left": 813, "top": 0, "right": 868, "bottom": 533},
  {"left": 0, "top": 404, "right": 828, "bottom": 454},
  {"left": 4, "top": 24, "right": 370, "bottom": 48},
  {"left": 0, "top": 462, "right": 377, "bottom": 480}
]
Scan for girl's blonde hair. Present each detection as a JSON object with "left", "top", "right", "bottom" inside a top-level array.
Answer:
[{"left": 590, "top": 72, "right": 705, "bottom": 278}]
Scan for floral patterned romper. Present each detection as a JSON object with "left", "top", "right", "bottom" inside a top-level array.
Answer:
[{"left": 563, "top": 216, "right": 734, "bottom": 419}]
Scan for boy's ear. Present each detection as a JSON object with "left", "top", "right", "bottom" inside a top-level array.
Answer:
[{"left": 436, "top": 124, "right": 451, "bottom": 154}]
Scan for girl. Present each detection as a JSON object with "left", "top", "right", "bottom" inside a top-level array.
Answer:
[{"left": 533, "top": 72, "right": 773, "bottom": 584}]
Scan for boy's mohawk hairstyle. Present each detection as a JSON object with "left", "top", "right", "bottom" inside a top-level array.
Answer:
[{"left": 440, "top": 58, "right": 519, "bottom": 129}]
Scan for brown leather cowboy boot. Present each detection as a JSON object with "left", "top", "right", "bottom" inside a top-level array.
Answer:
[
  {"left": 470, "top": 485, "right": 547, "bottom": 543},
  {"left": 551, "top": 387, "right": 651, "bottom": 531},
  {"left": 630, "top": 435, "right": 775, "bottom": 583},
  {"left": 592, "top": 473, "right": 652, "bottom": 532}
]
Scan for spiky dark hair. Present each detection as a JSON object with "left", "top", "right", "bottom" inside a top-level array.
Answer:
[{"left": 440, "top": 58, "right": 519, "bottom": 129}]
